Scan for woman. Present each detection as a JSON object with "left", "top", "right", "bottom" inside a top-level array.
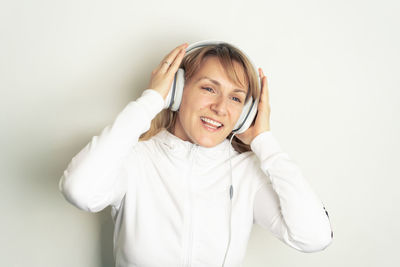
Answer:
[{"left": 59, "top": 41, "right": 333, "bottom": 267}]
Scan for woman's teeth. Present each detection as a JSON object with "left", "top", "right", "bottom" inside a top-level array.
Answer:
[{"left": 200, "top": 116, "right": 222, "bottom": 128}]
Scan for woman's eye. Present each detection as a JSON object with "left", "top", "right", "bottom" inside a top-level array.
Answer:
[
  {"left": 232, "top": 96, "right": 241, "bottom": 103},
  {"left": 202, "top": 87, "right": 214, "bottom": 93}
]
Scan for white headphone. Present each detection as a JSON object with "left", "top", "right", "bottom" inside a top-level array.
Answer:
[{"left": 164, "top": 40, "right": 261, "bottom": 134}]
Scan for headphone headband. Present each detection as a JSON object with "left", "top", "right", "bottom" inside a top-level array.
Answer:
[{"left": 185, "top": 40, "right": 260, "bottom": 82}]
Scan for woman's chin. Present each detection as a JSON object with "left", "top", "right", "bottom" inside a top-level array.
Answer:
[
  {"left": 197, "top": 140, "right": 217, "bottom": 148},
  {"left": 195, "top": 132, "right": 228, "bottom": 148}
]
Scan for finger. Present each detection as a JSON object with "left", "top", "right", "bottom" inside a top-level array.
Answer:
[
  {"left": 159, "top": 43, "right": 188, "bottom": 70},
  {"left": 258, "top": 68, "right": 266, "bottom": 94},
  {"left": 167, "top": 47, "right": 187, "bottom": 74},
  {"left": 258, "top": 68, "right": 269, "bottom": 104},
  {"left": 262, "top": 76, "right": 269, "bottom": 103},
  {"left": 258, "top": 67, "right": 266, "bottom": 92},
  {"left": 258, "top": 68, "right": 265, "bottom": 79},
  {"left": 163, "top": 43, "right": 187, "bottom": 62}
]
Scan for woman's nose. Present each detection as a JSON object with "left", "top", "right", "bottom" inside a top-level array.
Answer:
[{"left": 210, "top": 96, "right": 228, "bottom": 116}]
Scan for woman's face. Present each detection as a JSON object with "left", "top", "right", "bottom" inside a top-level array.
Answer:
[{"left": 172, "top": 56, "right": 248, "bottom": 147}]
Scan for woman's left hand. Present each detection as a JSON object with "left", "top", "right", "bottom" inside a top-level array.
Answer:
[{"left": 235, "top": 67, "right": 271, "bottom": 145}]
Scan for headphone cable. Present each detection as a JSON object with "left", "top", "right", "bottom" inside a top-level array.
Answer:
[{"left": 221, "top": 133, "right": 236, "bottom": 267}]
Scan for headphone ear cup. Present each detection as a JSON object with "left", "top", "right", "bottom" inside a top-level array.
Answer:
[
  {"left": 232, "top": 97, "right": 259, "bottom": 134},
  {"left": 167, "top": 68, "right": 185, "bottom": 111},
  {"left": 232, "top": 96, "right": 253, "bottom": 132}
]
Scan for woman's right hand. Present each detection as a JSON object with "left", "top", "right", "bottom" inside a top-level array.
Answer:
[{"left": 147, "top": 42, "right": 188, "bottom": 100}]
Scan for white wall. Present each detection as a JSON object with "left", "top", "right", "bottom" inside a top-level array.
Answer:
[{"left": 1, "top": 0, "right": 399, "bottom": 266}]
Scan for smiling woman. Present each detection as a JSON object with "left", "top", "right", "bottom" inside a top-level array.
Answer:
[{"left": 59, "top": 40, "right": 333, "bottom": 267}]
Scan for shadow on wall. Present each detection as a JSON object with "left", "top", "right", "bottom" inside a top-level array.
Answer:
[{"left": 99, "top": 206, "right": 115, "bottom": 267}]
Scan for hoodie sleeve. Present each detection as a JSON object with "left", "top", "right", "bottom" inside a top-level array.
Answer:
[
  {"left": 251, "top": 131, "right": 333, "bottom": 253},
  {"left": 58, "top": 89, "right": 165, "bottom": 213}
]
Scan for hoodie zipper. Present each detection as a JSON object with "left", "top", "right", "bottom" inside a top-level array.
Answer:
[{"left": 182, "top": 144, "right": 198, "bottom": 267}]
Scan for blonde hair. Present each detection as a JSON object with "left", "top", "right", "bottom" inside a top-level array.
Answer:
[{"left": 139, "top": 43, "right": 260, "bottom": 153}]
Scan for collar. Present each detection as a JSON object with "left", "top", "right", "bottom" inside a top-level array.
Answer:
[{"left": 152, "top": 128, "right": 236, "bottom": 160}]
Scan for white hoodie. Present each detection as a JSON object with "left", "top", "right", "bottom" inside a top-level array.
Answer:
[{"left": 59, "top": 89, "right": 333, "bottom": 267}]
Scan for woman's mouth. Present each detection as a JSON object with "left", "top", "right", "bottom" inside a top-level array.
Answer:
[{"left": 200, "top": 116, "right": 223, "bottom": 132}]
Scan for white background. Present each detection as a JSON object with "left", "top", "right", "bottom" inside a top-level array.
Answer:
[{"left": 1, "top": 0, "right": 399, "bottom": 266}]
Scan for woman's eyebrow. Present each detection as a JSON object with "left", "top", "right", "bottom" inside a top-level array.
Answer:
[{"left": 196, "top": 76, "right": 247, "bottom": 95}]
